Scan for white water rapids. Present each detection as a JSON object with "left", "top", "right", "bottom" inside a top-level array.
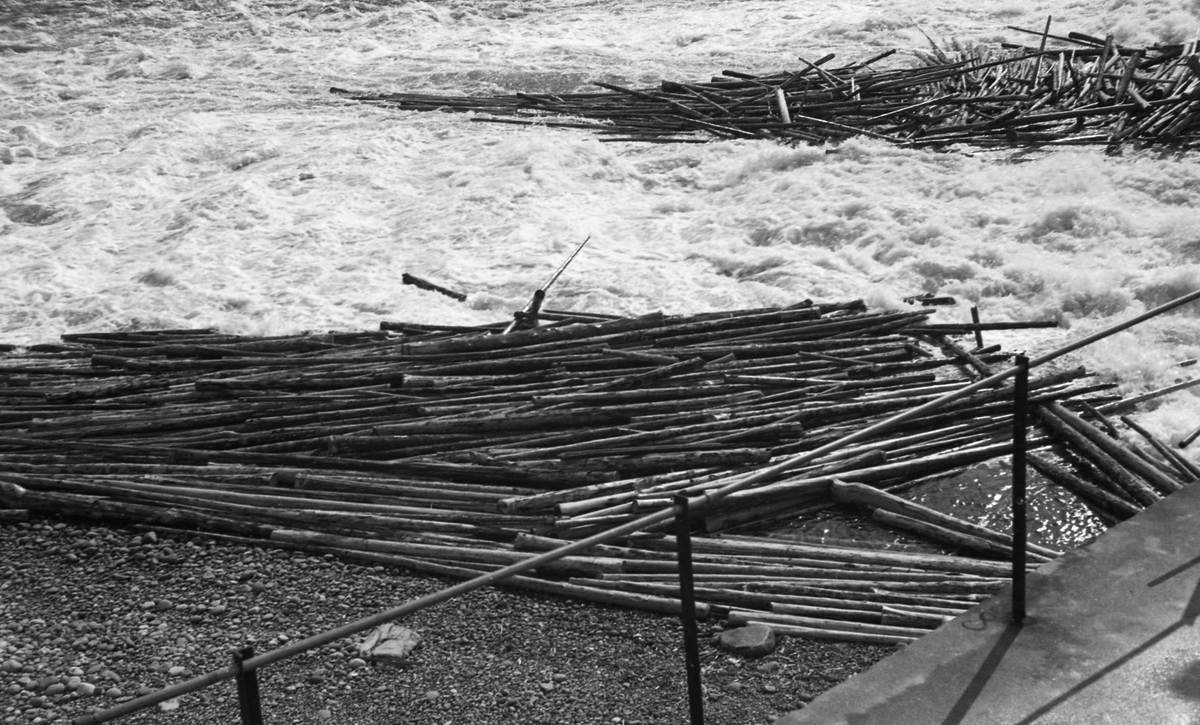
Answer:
[{"left": 3, "top": 0, "right": 1200, "bottom": 457}]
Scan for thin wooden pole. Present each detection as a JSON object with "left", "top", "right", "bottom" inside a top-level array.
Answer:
[
  {"left": 1011, "top": 356, "right": 1029, "bottom": 624},
  {"left": 971, "top": 306, "right": 984, "bottom": 349},
  {"left": 674, "top": 493, "right": 705, "bottom": 725}
]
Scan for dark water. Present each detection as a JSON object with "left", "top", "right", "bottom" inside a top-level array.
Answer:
[{"left": 768, "top": 459, "right": 1109, "bottom": 553}]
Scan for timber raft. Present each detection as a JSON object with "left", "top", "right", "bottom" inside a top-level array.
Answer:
[
  {"left": 335, "top": 25, "right": 1200, "bottom": 149},
  {"left": 0, "top": 300, "right": 1195, "bottom": 646}
]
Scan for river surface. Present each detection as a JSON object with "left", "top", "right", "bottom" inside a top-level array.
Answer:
[{"left": 3, "top": 0, "right": 1199, "bottom": 548}]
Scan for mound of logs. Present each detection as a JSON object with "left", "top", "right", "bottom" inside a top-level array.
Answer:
[
  {"left": 334, "top": 23, "right": 1200, "bottom": 150},
  {"left": 1, "top": 298, "right": 1195, "bottom": 645}
]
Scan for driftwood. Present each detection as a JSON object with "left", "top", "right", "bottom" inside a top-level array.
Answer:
[
  {"left": 0, "top": 298, "right": 1180, "bottom": 645},
  {"left": 335, "top": 27, "right": 1200, "bottom": 151}
]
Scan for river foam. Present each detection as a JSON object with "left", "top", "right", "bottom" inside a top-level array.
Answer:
[{"left": 3, "top": 0, "right": 1200, "bottom": 443}]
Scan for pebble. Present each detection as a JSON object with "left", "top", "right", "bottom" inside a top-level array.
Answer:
[
  {"left": 44, "top": 683, "right": 66, "bottom": 696},
  {"left": 424, "top": 690, "right": 439, "bottom": 701},
  {"left": 552, "top": 673, "right": 567, "bottom": 683},
  {"left": 76, "top": 682, "right": 97, "bottom": 697},
  {"left": 2, "top": 659, "right": 23, "bottom": 673},
  {"left": 104, "top": 687, "right": 123, "bottom": 698},
  {"left": 316, "top": 709, "right": 332, "bottom": 720},
  {"left": 347, "top": 658, "right": 367, "bottom": 670},
  {"left": 539, "top": 682, "right": 555, "bottom": 693},
  {"left": 763, "top": 684, "right": 778, "bottom": 693}
]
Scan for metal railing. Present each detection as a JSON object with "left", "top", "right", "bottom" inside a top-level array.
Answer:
[{"left": 72, "top": 288, "right": 1200, "bottom": 725}]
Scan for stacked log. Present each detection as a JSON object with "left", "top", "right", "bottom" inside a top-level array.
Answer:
[
  {"left": 335, "top": 26, "right": 1200, "bottom": 150},
  {"left": 1, "top": 300, "right": 1192, "bottom": 645}
]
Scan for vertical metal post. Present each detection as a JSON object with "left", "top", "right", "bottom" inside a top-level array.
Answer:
[
  {"left": 673, "top": 493, "right": 705, "bottom": 725},
  {"left": 971, "top": 306, "right": 985, "bottom": 349},
  {"left": 1011, "top": 355, "right": 1029, "bottom": 624},
  {"left": 232, "top": 646, "right": 264, "bottom": 725}
]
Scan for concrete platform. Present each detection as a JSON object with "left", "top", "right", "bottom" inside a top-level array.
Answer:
[{"left": 780, "top": 478, "right": 1200, "bottom": 725}]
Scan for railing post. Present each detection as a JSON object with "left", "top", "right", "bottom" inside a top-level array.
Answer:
[
  {"left": 1011, "top": 355, "right": 1029, "bottom": 624},
  {"left": 673, "top": 493, "right": 705, "bottom": 725},
  {"left": 971, "top": 306, "right": 985, "bottom": 349},
  {"left": 232, "top": 646, "right": 264, "bottom": 725}
]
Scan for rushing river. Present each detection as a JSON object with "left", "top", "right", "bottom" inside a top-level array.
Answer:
[{"left": 3, "top": 1, "right": 1199, "bottom": 548}]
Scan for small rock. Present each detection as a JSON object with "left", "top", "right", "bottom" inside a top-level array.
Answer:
[
  {"left": 316, "top": 709, "right": 332, "bottom": 720},
  {"left": 757, "top": 661, "right": 782, "bottom": 674},
  {"left": 424, "top": 690, "right": 439, "bottom": 701},
  {"left": 716, "top": 624, "right": 777, "bottom": 658},
  {"left": 358, "top": 623, "right": 420, "bottom": 663},
  {"left": 2, "top": 659, "right": 23, "bottom": 673},
  {"left": 347, "top": 658, "right": 367, "bottom": 670},
  {"left": 552, "top": 673, "right": 567, "bottom": 683},
  {"left": 144, "top": 531, "right": 158, "bottom": 544},
  {"left": 104, "top": 687, "right": 123, "bottom": 698},
  {"left": 44, "top": 683, "right": 66, "bottom": 696},
  {"left": 154, "top": 599, "right": 173, "bottom": 611},
  {"left": 763, "top": 683, "right": 778, "bottom": 693},
  {"left": 539, "top": 682, "right": 554, "bottom": 693},
  {"left": 167, "top": 666, "right": 186, "bottom": 677},
  {"left": 728, "top": 681, "right": 744, "bottom": 693},
  {"left": 36, "top": 676, "right": 58, "bottom": 691},
  {"left": 158, "top": 698, "right": 180, "bottom": 712}
]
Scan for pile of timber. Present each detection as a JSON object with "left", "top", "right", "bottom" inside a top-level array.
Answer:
[
  {"left": 1, "top": 299, "right": 1196, "bottom": 645},
  {"left": 334, "top": 25, "right": 1200, "bottom": 149}
]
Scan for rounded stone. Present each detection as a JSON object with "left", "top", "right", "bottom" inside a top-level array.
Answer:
[{"left": 716, "top": 624, "right": 777, "bottom": 659}]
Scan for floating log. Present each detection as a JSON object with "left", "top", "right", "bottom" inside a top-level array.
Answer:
[{"left": 335, "top": 30, "right": 1200, "bottom": 150}]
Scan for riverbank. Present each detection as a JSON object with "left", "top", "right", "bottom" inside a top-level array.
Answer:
[{"left": 0, "top": 516, "right": 893, "bottom": 725}]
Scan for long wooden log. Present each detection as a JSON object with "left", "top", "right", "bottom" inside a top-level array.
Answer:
[
  {"left": 1026, "top": 453, "right": 1139, "bottom": 522},
  {"left": 727, "top": 609, "right": 931, "bottom": 637},
  {"left": 830, "top": 479, "right": 1061, "bottom": 559},
  {"left": 1041, "top": 400, "right": 1185, "bottom": 495},
  {"left": 631, "top": 534, "right": 1016, "bottom": 577},
  {"left": 1035, "top": 406, "right": 1162, "bottom": 505}
]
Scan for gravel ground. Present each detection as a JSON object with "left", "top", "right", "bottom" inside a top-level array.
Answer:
[{"left": 0, "top": 515, "right": 895, "bottom": 725}]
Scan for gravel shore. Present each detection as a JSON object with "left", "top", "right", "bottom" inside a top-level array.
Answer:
[{"left": 1, "top": 516, "right": 894, "bottom": 725}]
